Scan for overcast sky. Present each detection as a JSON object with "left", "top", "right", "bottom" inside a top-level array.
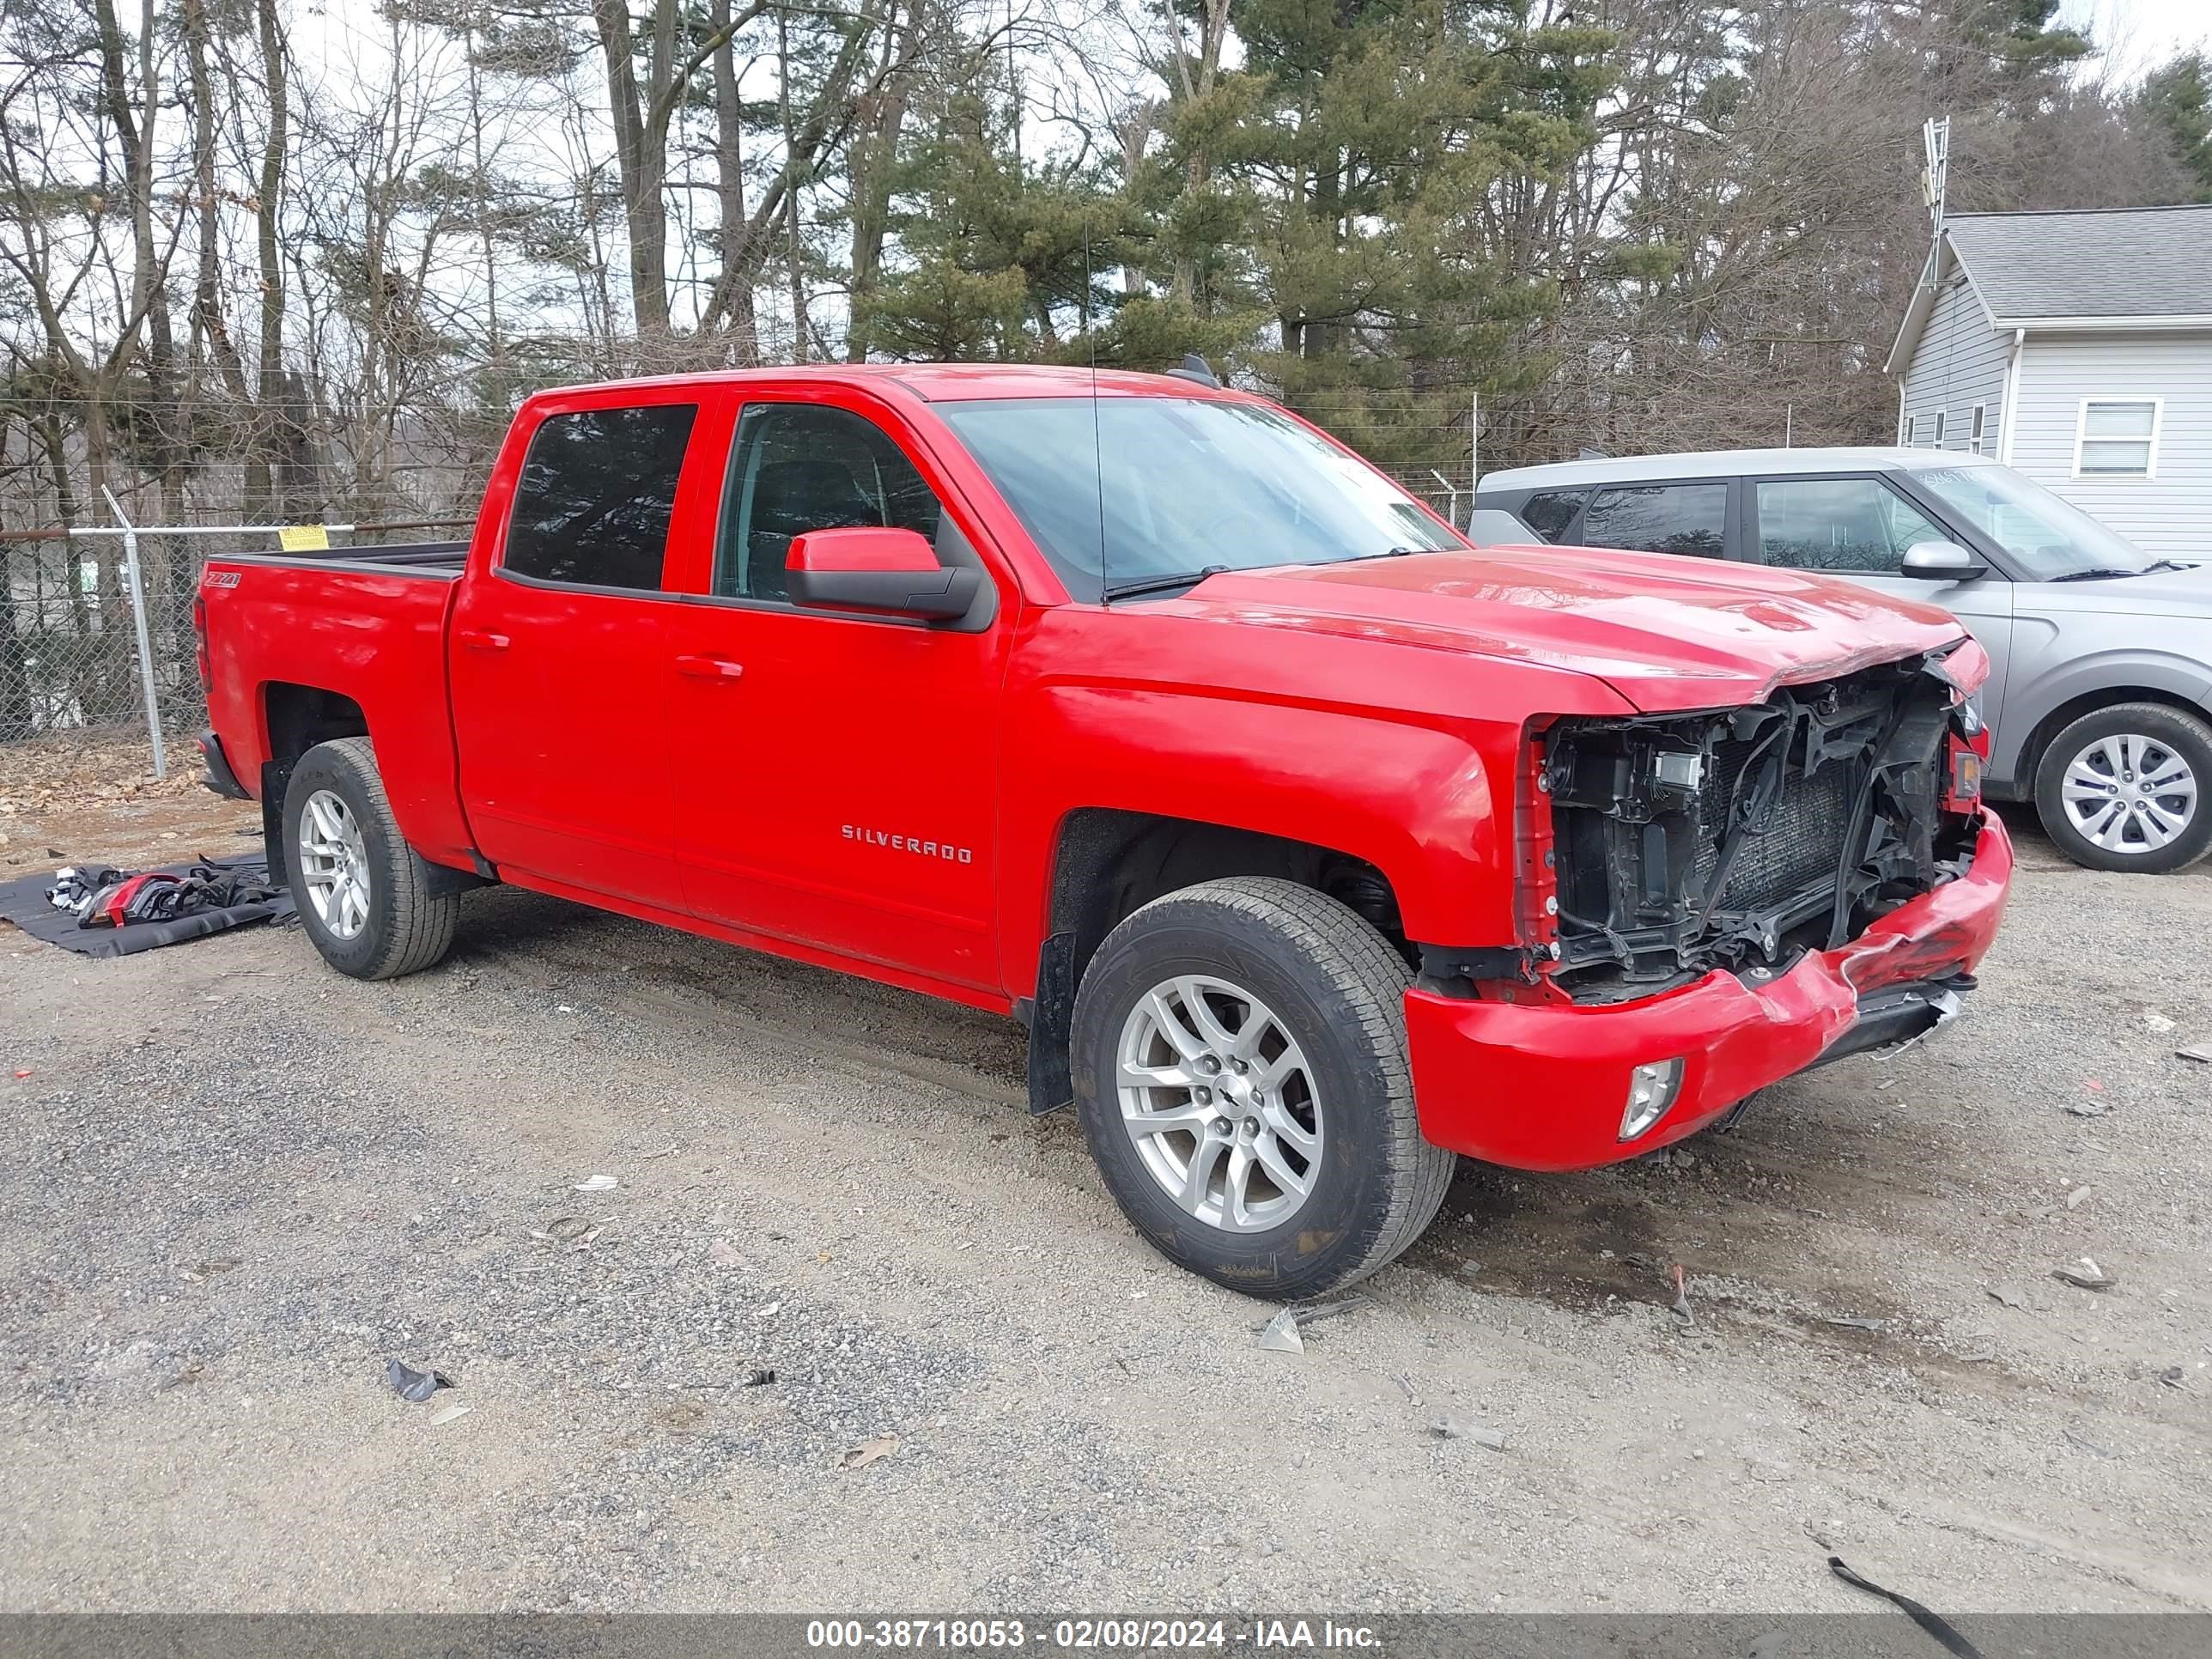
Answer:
[
  {"left": 2063, "top": 0, "right": 2212, "bottom": 80},
  {"left": 285, "top": 3, "right": 2212, "bottom": 105}
]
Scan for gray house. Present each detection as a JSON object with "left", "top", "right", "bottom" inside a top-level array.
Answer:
[{"left": 1886, "top": 204, "right": 2212, "bottom": 558}]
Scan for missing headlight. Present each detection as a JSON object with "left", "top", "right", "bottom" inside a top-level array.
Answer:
[{"left": 1544, "top": 656, "right": 1960, "bottom": 1000}]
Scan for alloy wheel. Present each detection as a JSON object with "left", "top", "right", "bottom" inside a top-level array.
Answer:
[
  {"left": 298, "top": 787, "right": 373, "bottom": 939},
  {"left": 1115, "top": 975, "right": 1323, "bottom": 1232}
]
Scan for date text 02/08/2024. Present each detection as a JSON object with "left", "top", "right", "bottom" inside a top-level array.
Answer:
[{"left": 803, "top": 1620, "right": 1382, "bottom": 1650}]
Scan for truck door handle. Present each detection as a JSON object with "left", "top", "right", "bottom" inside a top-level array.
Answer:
[
  {"left": 676, "top": 654, "right": 744, "bottom": 683},
  {"left": 458, "top": 629, "right": 509, "bottom": 653}
]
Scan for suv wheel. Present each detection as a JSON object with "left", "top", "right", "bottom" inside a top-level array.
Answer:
[
  {"left": 2034, "top": 702, "right": 2212, "bottom": 873},
  {"left": 1070, "top": 877, "right": 1455, "bottom": 1299},
  {"left": 283, "top": 737, "right": 462, "bottom": 978}
]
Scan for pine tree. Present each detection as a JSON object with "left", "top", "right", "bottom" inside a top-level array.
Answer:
[
  {"left": 1208, "top": 0, "right": 1610, "bottom": 481},
  {"left": 2137, "top": 53, "right": 2212, "bottom": 204},
  {"left": 857, "top": 76, "right": 1119, "bottom": 361}
]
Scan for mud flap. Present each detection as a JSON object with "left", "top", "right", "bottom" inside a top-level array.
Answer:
[
  {"left": 1025, "top": 930, "right": 1077, "bottom": 1115},
  {"left": 259, "top": 757, "right": 295, "bottom": 884}
]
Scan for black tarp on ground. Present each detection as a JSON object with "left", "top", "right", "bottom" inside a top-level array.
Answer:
[{"left": 0, "top": 856, "right": 294, "bottom": 957}]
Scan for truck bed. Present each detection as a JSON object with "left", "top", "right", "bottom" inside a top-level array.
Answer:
[
  {"left": 199, "top": 541, "right": 477, "bottom": 870},
  {"left": 220, "top": 538, "right": 471, "bottom": 574}
]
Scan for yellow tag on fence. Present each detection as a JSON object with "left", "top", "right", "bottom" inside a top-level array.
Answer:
[{"left": 278, "top": 524, "right": 330, "bottom": 552}]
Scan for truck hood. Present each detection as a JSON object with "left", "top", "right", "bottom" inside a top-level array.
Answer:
[{"left": 1163, "top": 544, "right": 1971, "bottom": 713}]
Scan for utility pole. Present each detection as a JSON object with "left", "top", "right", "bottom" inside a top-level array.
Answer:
[{"left": 1469, "top": 392, "right": 1480, "bottom": 494}]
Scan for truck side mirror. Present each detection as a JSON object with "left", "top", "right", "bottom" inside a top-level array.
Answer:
[
  {"left": 786, "top": 526, "right": 979, "bottom": 622},
  {"left": 1899, "top": 539, "right": 1989, "bottom": 581}
]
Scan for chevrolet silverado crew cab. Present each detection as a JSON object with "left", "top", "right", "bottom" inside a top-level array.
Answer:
[{"left": 196, "top": 365, "right": 2011, "bottom": 1299}]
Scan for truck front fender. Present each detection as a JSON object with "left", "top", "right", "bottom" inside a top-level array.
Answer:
[{"left": 999, "top": 683, "right": 1529, "bottom": 1003}]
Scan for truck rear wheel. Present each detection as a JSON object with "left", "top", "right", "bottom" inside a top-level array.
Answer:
[
  {"left": 1070, "top": 877, "right": 1455, "bottom": 1299},
  {"left": 283, "top": 737, "right": 460, "bottom": 980}
]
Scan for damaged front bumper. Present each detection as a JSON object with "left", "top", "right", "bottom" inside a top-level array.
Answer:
[{"left": 1403, "top": 805, "right": 2012, "bottom": 1172}]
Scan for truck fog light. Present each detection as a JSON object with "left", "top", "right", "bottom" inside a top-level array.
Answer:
[{"left": 1620, "top": 1058, "right": 1686, "bottom": 1141}]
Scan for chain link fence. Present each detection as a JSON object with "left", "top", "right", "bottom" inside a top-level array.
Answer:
[
  {"left": 1282, "top": 390, "right": 1484, "bottom": 530},
  {"left": 2, "top": 531, "right": 147, "bottom": 745},
  {"left": 1392, "top": 461, "right": 1479, "bottom": 530},
  {"left": 2, "top": 517, "right": 473, "bottom": 775}
]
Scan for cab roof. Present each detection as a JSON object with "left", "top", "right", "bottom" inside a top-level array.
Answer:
[{"left": 537, "top": 362, "right": 1245, "bottom": 404}]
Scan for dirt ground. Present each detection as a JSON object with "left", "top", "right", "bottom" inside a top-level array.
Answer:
[{"left": 2, "top": 738, "right": 2209, "bottom": 1614}]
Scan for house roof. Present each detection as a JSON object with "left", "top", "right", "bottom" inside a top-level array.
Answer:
[
  {"left": 1945, "top": 204, "right": 2212, "bottom": 320},
  {"left": 1885, "top": 204, "right": 2212, "bottom": 375}
]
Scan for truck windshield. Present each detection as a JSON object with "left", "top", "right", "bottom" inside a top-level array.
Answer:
[
  {"left": 1913, "top": 465, "right": 2157, "bottom": 581},
  {"left": 937, "top": 396, "right": 1466, "bottom": 600}
]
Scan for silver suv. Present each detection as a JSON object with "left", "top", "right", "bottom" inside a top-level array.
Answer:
[{"left": 1473, "top": 448, "right": 2212, "bottom": 873}]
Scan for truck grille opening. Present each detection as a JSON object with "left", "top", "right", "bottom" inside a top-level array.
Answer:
[
  {"left": 1541, "top": 652, "right": 1978, "bottom": 1000},
  {"left": 1691, "top": 738, "right": 1856, "bottom": 915}
]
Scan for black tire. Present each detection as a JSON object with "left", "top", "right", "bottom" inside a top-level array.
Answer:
[
  {"left": 1070, "top": 876, "right": 1455, "bottom": 1299},
  {"left": 2033, "top": 702, "right": 2212, "bottom": 874},
  {"left": 283, "top": 737, "right": 460, "bottom": 979}
]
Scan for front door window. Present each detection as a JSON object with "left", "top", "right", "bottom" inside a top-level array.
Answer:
[
  {"left": 1755, "top": 478, "right": 1946, "bottom": 574},
  {"left": 717, "top": 404, "right": 944, "bottom": 602}
]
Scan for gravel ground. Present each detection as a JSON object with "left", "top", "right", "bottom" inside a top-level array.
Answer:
[{"left": 1, "top": 769, "right": 2208, "bottom": 1614}]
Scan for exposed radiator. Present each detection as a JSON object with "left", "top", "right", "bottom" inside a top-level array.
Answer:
[{"left": 1693, "top": 741, "right": 1857, "bottom": 915}]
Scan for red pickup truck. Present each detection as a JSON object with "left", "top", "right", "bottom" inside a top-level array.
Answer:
[{"left": 196, "top": 363, "right": 2011, "bottom": 1298}]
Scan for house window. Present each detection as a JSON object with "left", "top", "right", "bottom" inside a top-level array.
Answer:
[
  {"left": 2075, "top": 400, "right": 2160, "bottom": 478},
  {"left": 1932, "top": 410, "right": 1947, "bottom": 449},
  {"left": 1969, "top": 404, "right": 1986, "bottom": 455},
  {"left": 1902, "top": 414, "right": 1916, "bottom": 447}
]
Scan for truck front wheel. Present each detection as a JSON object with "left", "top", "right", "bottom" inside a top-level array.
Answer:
[
  {"left": 1069, "top": 877, "right": 1455, "bottom": 1299},
  {"left": 283, "top": 737, "right": 460, "bottom": 980}
]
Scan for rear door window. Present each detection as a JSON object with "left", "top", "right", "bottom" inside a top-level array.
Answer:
[
  {"left": 1755, "top": 477, "right": 1946, "bottom": 573},
  {"left": 1578, "top": 483, "right": 1729, "bottom": 557},
  {"left": 504, "top": 404, "right": 699, "bottom": 590}
]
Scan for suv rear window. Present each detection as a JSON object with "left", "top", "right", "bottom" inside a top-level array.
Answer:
[
  {"left": 505, "top": 404, "right": 699, "bottom": 590},
  {"left": 1519, "top": 490, "right": 1585, "bottom": 542},
  {"left": 1579, "top": 483, "right": 1727, "bottom": 558}
]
